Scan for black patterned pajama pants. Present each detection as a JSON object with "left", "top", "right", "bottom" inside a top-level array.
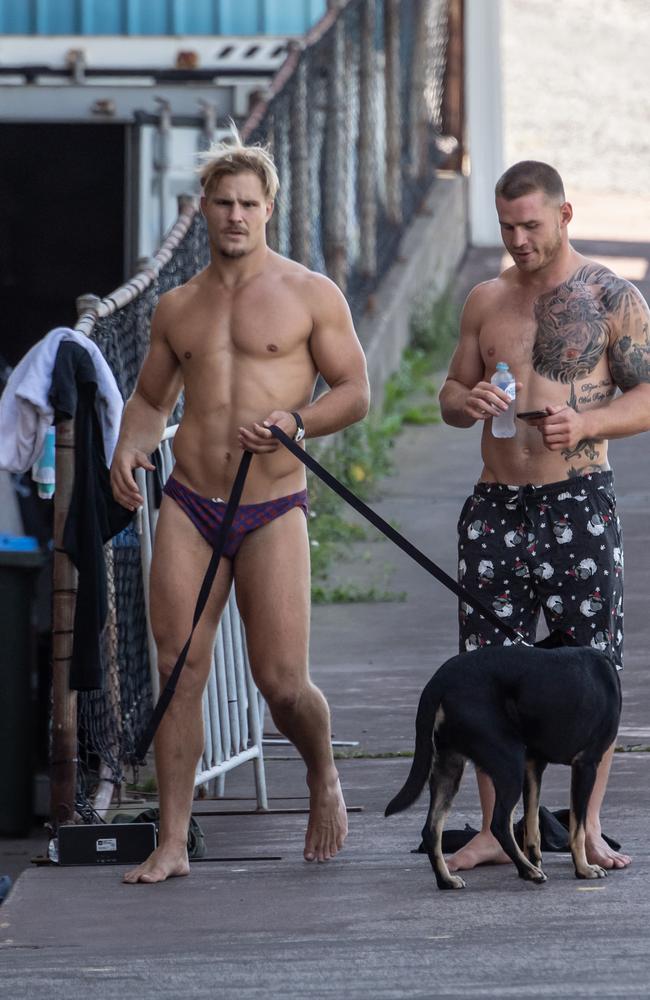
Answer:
[{"left": 457, "top": 471, "right": 624, "bottom": 668}]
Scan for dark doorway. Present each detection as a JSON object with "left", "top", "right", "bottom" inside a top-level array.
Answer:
[{"left": 0, "top": 123, "right": 126, "bottom": 367}]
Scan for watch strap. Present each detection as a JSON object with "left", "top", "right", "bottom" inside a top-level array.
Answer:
[{"left": 291, "top": 411, "right": 305, "bottom": 442}]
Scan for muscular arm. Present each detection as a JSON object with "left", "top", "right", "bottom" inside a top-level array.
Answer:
[
  {"left": 297, "top": 276, "right": 370, "bottom": 436},
  {"left": 439, "top": 284, "right": 513, "bottom": 426},
  {"left": 540, "top": 278, "right": 650, "bottom": 450},
  {"left": 110, "top": 295, "right": 184, "bottom": 508}
]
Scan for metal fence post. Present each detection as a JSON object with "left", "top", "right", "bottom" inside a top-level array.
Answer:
[
  {"left": 384, "top": 0, "right": 403, "bottom": 225},
  {"left": 267, "top": 121, "right": 280, "bottom": 252},
  {"left": 410, "top": 0, "right": 432, "bottom": 180},
  {"left": 324, "top": 15, "right": 348, "bottom": 290},
  {"left": 290, "top": 55, "right": 310, "bottom": 265},
  {"left": 359, "top": 0, "right": 378, "bottom": 278}
]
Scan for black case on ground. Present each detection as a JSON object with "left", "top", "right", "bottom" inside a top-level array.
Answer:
[{"left": 57, "top": 823, "right": 157, "bottom": 865}]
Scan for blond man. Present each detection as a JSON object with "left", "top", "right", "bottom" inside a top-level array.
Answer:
[{"left": 111, "top": 133, "right": 369, "bottom": 882}]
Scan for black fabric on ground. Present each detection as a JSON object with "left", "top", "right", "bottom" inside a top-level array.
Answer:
[
  {"left": 111, "top": 808, "right": 206, "bottom": 859},
  {"left": 414, "top": 807, "right": 621, "bottom": 855},
  {"left": 51, "top": 342, "right": 133, "bottom": 690}
]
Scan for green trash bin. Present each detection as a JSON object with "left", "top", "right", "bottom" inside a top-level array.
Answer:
[{"left": 0, "top": 535, "right": 45, "bottom": 837}]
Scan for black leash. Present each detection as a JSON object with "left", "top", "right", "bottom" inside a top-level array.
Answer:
[
  {"left": 268, "top": 425, "right": 526, "bottom": 645},
  {"left": 134, "top": 450, "right": 252, "bottom": 763},
  {"left": 135, "top": 428, "right": 526, "bottom": 762}
]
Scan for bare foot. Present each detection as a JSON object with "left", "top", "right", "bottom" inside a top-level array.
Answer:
[
  {"left": 585, "top": 830, "right": 631, "bottom": 870},
  {"left": 122, "top": 845, "right": 190, "bottom": 884},
  {"left": 446, "top": 830, "right": 511, "bottom": 872},
  {"left": 304, "top": 776, "right": 348, "bottom": 862}
]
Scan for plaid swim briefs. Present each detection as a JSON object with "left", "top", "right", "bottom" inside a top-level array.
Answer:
[{"left": 163, "top": 475, "right": 308, "bottom": 559}]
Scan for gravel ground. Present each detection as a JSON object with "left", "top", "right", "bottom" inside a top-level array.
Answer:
[{"left": 502, "top": 0, "right": 650, "bottom": 236}]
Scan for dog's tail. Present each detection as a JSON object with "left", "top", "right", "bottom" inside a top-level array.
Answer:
[{"left": 384, "top": 679, "right": 438, "bottom": 817}]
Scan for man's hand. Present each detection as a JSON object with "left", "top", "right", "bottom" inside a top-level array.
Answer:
[
  {"left": 530, "top": 405, "right": 590, "bottom": 452},
  {"left": 237, "top": 410, "right": 301, "bottom": 454},
  {"left": 110, "top": 448, "right": 155, "bottom": 510},
  {"left": 462, "top": 380, "right": 523, "bottom": 422}
]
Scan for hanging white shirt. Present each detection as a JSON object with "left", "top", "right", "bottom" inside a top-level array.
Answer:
[{"left": 0, "top": 327, "right": 123, "bottom": 474}]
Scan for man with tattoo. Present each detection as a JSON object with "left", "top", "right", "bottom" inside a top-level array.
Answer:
[{"left": 439, "top": 160, "right": 650, "bottom": 873}]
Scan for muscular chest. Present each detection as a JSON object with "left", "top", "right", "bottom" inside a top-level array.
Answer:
[
  {"left": 169, "top": 283, "right": 313, "bottom": 370},
  {"left": 481, "top": 283, "right": 612, "bottom": 384}
]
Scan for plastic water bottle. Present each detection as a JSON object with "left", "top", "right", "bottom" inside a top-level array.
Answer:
[{"left": 491, "top": 362, "right": 516, "bottom": 438}]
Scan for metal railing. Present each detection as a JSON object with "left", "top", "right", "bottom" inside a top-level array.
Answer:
[{"left": 136, "top": 427, "right": 267, "bottom": 806}]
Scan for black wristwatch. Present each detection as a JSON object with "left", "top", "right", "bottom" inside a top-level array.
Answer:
[{"left": 291, "top": 411, "right": 305, "bottom": 442}]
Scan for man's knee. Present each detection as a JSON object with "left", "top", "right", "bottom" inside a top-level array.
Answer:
[
  {"left": 156, "top": 640, "right": 212, "bottom": 698},
  {"left": 257, "top": 671, "right": 306, "bottom": 716}
]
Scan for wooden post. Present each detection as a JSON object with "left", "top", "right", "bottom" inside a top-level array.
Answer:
[
  {"left": 91, "top": 542, "right": 122, "bottom": 817},
  {"left": 384, "top": 0, "right": 402, "bottom": 225},
  {"left": 50, "top": 292, "right": 102, "bottom": 830},
  {"left": 50, "top": 418, "right": 78, "bottom": 830},
  {"left": 324, "top": 15, "right": 348, "bottom": 290},
  {"left": 290, "top": 56, "right": 310, "bottom": 265},
  {"left": 442, "top": 0, "right": 465, "bottom": 171},
  {"left": 359, "top": 0, "right": 377, "bottom": 278}
]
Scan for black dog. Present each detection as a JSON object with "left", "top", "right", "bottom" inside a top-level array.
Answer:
[{"left": 385, "top": 635, "right": 621, "bottom": 889}]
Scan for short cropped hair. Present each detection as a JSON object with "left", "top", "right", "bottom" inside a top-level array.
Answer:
[
  {"left": 198, "top": 124, "right": 279, "bottom": 201},
  {"left": 495, "top": 161, "right": 565, "bottom": 203}
]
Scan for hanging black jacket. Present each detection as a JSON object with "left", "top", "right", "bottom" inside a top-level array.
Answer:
[{"left": 51, "top": 342, "right": 133, "bottom": 690}]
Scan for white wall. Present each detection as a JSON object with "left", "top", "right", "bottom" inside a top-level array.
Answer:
[{"left": 464, "top": 0, "right": 504, "bottom": 247}]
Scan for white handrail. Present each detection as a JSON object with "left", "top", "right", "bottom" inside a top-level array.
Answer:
[{"left": 135, "top": 426, "right": 268, "bottom": 808}]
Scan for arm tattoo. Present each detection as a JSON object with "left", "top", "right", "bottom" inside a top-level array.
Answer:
[
  {"left": 601, "top": 267, "right": 650, "bottom": 388},
  {"left": 610, "top": 331, "right": 650, "bottom": 389}
]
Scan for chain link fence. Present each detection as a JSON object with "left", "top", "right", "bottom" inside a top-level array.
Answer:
[
  {"left": 67, "top": 0, "right": 454, "bottom": 801},
  {"left": 75, "top": 209, "right": 209, "bottom": 792},
  {"left": 245, "top": 0, "right": 450, "bottom": 322}
]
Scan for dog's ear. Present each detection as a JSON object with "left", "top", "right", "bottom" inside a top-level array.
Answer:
[{"left": 534, "top": 629, "right": 579, "bottom": 649}]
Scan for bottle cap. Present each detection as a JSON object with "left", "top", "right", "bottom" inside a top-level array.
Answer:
[{"left": 496, "top": 361, "right": 508, "bottom": 371}]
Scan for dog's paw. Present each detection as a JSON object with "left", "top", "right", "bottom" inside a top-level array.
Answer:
[
  {"left": 576, "top": 864, "right": 608, "bottom": 880},
  {"left": 438, "top": 874, "right": 466, "bottom": 890},
  {"left": 521, "top": 866, "right": 547, "bottom": 884}
]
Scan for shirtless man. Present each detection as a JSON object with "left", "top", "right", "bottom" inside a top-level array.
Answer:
[
  {"left": 439, "top": 160, "right": 650, "bottom": 874},
  {"left": 110, "top": 134, "right": 369, "bottom": 883}
]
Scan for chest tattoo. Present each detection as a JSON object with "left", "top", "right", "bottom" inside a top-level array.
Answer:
[{"left": 532, "top": 266, "right": 613, "bottom": 383}]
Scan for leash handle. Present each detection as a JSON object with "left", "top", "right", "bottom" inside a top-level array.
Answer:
[
  {"left": 133, "top": 450, "right": 253, "bottom": 763},
  {"left": 269, "top": 425, "right": 526, "bottom": 645}
]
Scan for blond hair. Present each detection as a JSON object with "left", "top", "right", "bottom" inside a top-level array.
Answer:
[{"left": 197, "top": 123, "right": 279, "bottom": 201}]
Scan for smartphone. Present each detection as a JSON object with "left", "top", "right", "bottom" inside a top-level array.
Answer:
[{"left": 517, "top": 410, "right": 547, "bottom": 420}]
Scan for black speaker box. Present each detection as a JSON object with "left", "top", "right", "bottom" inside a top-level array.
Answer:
[{"left": 57, "top": 822, "right": 157, "bottom": 865}]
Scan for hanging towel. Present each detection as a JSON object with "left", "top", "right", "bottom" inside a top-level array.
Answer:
[{"left": 0, "top": 327, "right": 123, "bottom": 475}]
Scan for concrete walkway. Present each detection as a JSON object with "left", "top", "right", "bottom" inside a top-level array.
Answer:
[{"left": 2, "top": 242, "right": 650, "bottom": 999}]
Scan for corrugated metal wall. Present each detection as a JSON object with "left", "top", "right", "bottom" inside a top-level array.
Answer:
[{"left": 0, "top": 0, "right": 326, "bottom": 36}]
